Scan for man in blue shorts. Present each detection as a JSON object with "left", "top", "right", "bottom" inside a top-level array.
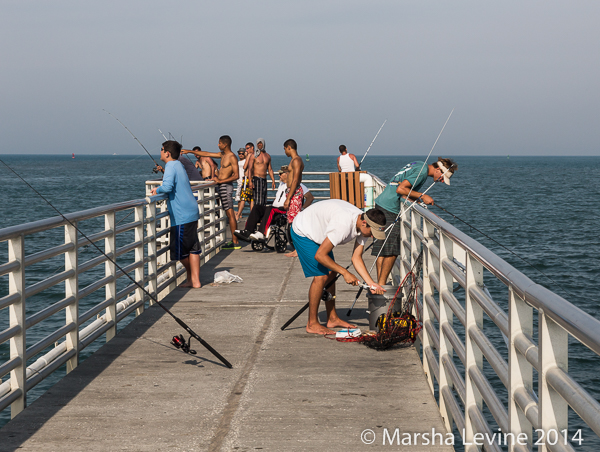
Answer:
[
  {"left": 372, "top": 157, "right": 457, "bottom": 285},
  {"left": 151, "top": 140, "right": 202, "bottom": 288},
  {"left": 291, "top": 199, "right": 387, "bottom": 335}
]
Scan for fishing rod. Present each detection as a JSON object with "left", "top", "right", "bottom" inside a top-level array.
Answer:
[
  {"left": 0, "top": 158, "right": 233, "bottom": 369},
  {"left": 103, "top": 109, "right": 161, "bottom": 171},
  {"left": 433, "top": 203, "right": 587, "bottom": 303},
  {"left": 280, "top": 242, "right": 374, "bottom": 331},
  {"left": 348, "top": 110, "right": 455, "bottom": 312},
  {"left": 359, "top": 119, "right": 387, "bottom": 167}
]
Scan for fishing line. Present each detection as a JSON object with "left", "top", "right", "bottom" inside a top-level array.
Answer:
[
  {"left": 0, "top": 157, "right": 233, "bottom": 369},
  {"left": 359, "top": 119, "right": 387, "bottom": 167},
  {"left": 434, "top": 203, "right": 586, "bottom": 303}
]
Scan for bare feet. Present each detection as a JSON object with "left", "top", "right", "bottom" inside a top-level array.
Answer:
[
  {"left": 284, "top": 250, "right": 298, "bottom": 257},
  {"left": 327, "top": 319, "right": 356, "bottom": 329},
  {"left": 306, "top": 323, "right": 335, "bottom": 335},
  {"left": 180, "top": 282, "right": 201, "bottom": 289}
]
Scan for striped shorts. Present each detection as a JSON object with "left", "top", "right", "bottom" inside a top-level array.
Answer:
[
  {"left": 217, "top": 183, "right": 234, "bottom": 211},
  {"left": 253, "top": 176, "right": 268, "bottom": 206}
]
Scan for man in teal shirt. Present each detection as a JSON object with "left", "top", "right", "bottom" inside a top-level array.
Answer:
[
  {"left": 372, "top": 157, "right": 457, "bottom": 285},
  {"left": 151, "top": 140, "right": 202, "bottom": 288}
]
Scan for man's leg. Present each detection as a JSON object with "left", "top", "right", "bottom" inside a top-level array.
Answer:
[
  {"left": 376, "top": 255, "right": 397, "bottom": 285},
  {"left": 180, "top": 254, "right": 201, "bottom": 288},
  {"left": 306, "top": 274, "right": 335, "bottom": 335},
  {"left": 225, "top": 208, "right": 239, "bottom": 245},
  {"left": 244, "top": 205, "right": 266, "bottom": 233},
  {"left": 323, "top": 272, "right": 356, "bottom": 329}
]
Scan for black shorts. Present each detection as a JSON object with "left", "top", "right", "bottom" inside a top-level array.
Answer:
[
  {"left": 252, "top": 176, "right": 268, "bottom": 206},
  {"left": 371, "top": 204, "right": 401, "bottom": 257},
  {"left": 170, "top": 221, "right": 202, "bottom": 261}
]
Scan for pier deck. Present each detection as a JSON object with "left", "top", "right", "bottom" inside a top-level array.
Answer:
[{"left": 0, "top": 240, "right": 451, "bottom": 451}]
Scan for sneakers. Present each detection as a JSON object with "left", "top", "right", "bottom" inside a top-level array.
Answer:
[
  {"left": 249, "top": 231, "right": 265, "bottom": 241},
  {"left": 222, "top": 241, "right": 241, "bottom": 250},
  {"left": 234, "top": 229, "right": 252, "bottom": 242}
]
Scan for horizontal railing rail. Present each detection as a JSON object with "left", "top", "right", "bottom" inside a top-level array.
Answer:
[
  {"left": 372, "top": 173, "right": 600, "bottom": 451},
  {"left": 0, "top": 181, "right": 226, "bottom": 419}
]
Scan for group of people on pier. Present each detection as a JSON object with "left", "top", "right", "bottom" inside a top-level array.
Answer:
[{"left": 151, "top": 135, "right": 457, "bottom": 334}]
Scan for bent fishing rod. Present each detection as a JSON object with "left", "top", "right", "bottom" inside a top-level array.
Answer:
[
  {"left": 433, "top": 203, "right": 588, "bottom": 303},
  {"left": 280, "top": 242, "right": 374, "bottom": 331},
  {"left": 0, "top": 158, "right": 233, "bottom": 369},
  {"left": 359, "top": 119, "right": 387, "bottom": 168},
  {"left": 103, "top": 109, "right": 162, "bottom": 170}
]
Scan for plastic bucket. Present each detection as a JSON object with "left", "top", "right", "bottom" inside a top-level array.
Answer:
[{"left": 366, "top": 285, "right": 398, "bottom": 331}]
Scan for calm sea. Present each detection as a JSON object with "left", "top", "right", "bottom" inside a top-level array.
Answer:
[{"left": 1, "top": 154, "right": 599, "bottom": 448}]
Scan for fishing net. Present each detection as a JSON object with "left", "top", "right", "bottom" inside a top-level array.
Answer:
[{"left": 334, "top": 251, "right": 423, "bottom": 350}]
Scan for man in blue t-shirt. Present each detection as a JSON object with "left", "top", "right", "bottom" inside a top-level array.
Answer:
[
  {"left": 151, "top": 140, "right": 202, "bottom": 288},
  {"left": 372, "top": 157, "right": 457, "bottom": 285}
]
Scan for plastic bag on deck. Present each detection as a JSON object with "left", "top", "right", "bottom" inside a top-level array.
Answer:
[{"left": 213, "top": 271, "right": 243, "bottom": 284}]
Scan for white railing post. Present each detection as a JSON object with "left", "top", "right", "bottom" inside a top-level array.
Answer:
[
  {"left": 399, "top": 209, "right": 410, "bottom": 288},
  {"left": 509, "top": 288, "right": 533, "bottom": 451},
  {"left": 65, "top": 222, "right": 79, "bottom": 373},
  {"left": 538, "top": 311, "right": 568, "bottom": 452},
  {"left": 134, "top": 205, "right": 145, "bottom": 316},
  {"left": 438, "top": 232, "right": 455, "bottom": 432},
  {"left": 410, "top": 211, "right": 421, "bottom": 349},
  {"left": 105, "top": 212, "right": 117, "bottom": 341},
  {"left": 8, "top": 234, "right": 26, "bottom": 417},
  {"left": 146, "top": 200, "right": 158, "bottom": 306},
  {"left": 464, "top": 252, "right": 484, "bottom": 446},
  {"left": 195, "top": 188, "right": 207, "bottom": 264},
  {"left": 209, "top": 187, "right": 217, "bottom": 257},
  {"left": 421, "top": 219, "right": 436, "bottom": 394}
]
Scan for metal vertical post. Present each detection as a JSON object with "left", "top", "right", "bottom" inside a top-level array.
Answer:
[
  {"left": 8, "top": 235, "right": 26, "bottom": 417},
  {"left": 209, "top": 187, "right": 217, "bottom": 258},
  {"left": 105, "top": 212, "right": 117, "bottom": 341},
  {"left": 509, "top": 288, "right": 533, "bottom": 451},
  {"left": 197, "top": 188, "right": 206, "bottom": 265},
  {"left": 437, "top": 231, "right": 455, "bottom": 432},
  {"left": 146, "top": 200, "right": 158, "bottom": 306},
  {"left": 464, "top": 252, "right": 484, "bottom": 445},
  {"left": 64, "top": 223, "right": 79, "bottom": 373},
  {"left": 134, "top": 205, "right": 145, "bottom": 316},
  {"left": 399, "top": 208, "right": 409, "bottom": 288},
  {"left": 410, "top": 211, "right": 421, "bottom": 350},
  {"left": 538, "top": 311, "right": 568, "bottom": 452},
  {"left": 421, "top": 219, "right": 436, "bottom": 394}
]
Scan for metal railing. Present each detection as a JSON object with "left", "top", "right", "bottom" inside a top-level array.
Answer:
[
  {"left": 387, "top": 198, "right": 600, "bottom": 451},
  {"left": 0, "top": 182, "right": 226, "bottom": 419}
]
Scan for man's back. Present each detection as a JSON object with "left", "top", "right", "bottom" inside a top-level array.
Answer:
[{"left": 157, "top": 160, "right": 200, "bottom": 226}]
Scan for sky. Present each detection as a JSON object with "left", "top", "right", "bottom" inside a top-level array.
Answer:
[{"left": 1, "top": 1, "right": 600, "bottom": 156}]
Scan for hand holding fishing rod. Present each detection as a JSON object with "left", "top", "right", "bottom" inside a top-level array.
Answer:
[{"left": 0, "top": 158, "right": 233, "bottom": 369}]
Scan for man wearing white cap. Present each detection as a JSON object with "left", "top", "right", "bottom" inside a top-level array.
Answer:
[
  {"left": 372, "top": 157, "right": 457, "bottom": 285},
  {"left": 290, "top": 199, "right": 387, "bottom": 335}
]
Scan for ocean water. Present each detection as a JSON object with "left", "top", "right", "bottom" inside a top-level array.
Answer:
[{"left": 1, "top": 154, "right": 599, "bottom": 448}]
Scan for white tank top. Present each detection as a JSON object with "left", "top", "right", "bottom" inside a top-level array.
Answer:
[{"left": 339, "top": 153, "right": 356, "bottom": 172}]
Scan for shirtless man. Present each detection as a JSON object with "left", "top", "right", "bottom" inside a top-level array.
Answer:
[
  {"left": 182, "top": 136, "right": 240, "bottom": 250},
  {"left": 193, "top": 146, "right": 219, "bottom": 180},
  {"left": 248, "top": 138, "right": 276, "bottom": 207},
  {"left": 282, "top": 139, "right": 305, "bottom": 223}
]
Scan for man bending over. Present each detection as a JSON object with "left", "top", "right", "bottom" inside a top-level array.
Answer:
[{"left": 291, "top": 199, "right": 387, "bottom": 335}]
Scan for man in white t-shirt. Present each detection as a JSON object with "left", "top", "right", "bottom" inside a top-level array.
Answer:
[
  {"left": 234, "top": 166, "right": 314, "bottom": 241},
  {"left": 290, "top": 199, "right": 387, "bottom": 335}
]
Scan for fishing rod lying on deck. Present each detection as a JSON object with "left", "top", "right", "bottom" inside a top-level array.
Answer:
[
  {"left": 280, "top": 242, "right": 374, "bottom": 331},
  {"left": 0, "top": 158, "right": 233, "bottom": 369}
]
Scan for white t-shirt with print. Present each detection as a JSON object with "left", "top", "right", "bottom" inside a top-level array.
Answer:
[{"left": 292, "top": 199, "right": 367, "bottom": 247}]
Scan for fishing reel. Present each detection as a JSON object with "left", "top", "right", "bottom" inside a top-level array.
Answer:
[
  {"left": 171, "top": 334, "right": 197, "bottom": 354},
  {"left": 152, "top": 166, "right": 160, "bottom": 174},
  {"left": 321, "top": 290, "right": 335, "bottom": 302}
]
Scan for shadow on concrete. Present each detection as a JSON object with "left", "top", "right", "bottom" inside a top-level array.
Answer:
[{"left": 0, "top": 250, "right": 233, "bottom": 450}]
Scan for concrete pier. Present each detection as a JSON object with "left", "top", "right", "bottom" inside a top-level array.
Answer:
[{"left": 0, "top": 240, "right": 452, "bottom": 451}]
